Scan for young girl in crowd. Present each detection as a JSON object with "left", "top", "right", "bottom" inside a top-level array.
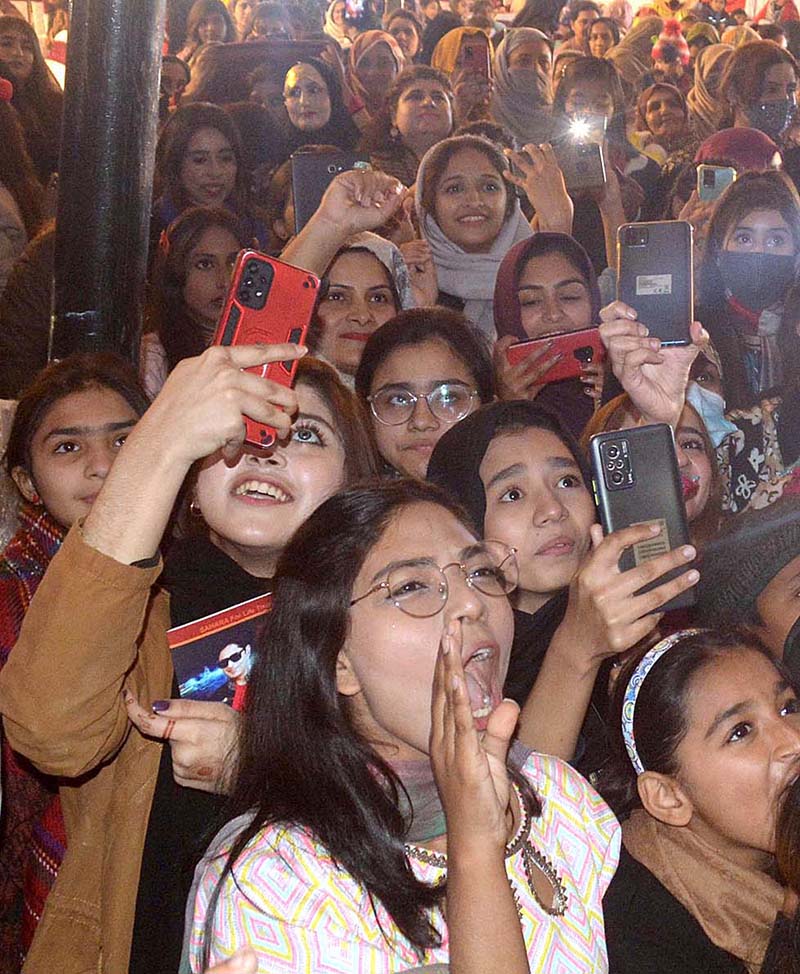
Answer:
[
  {"left": 361, "top": 65, "right": 454, "bottom": 187},
  {"left": 355, "top": 308, "right": 495, "bottom": 478},
  {"left": 143, "top": 205, "right": 251, "bottom": 395},
  {"left": 231, "top": 0, "right": 256, "bottom": 42},
  {"left": 427, "top": 399, "right": 699, "bottom": 776},
  {"left": 349, "top": 29, "right": 405, "bottom": 120},
  {"left": 492, "top": 232, "right": 607, "bottom": 438},
  {"left": 0, "top": 354, "right": 149, "bottom": 974},
  {"left": 415, "top": 133, "right": 572, "bottom": 339},
  {"left": 186, "top": 478, "right": 621, "bottom": 971},
  {"left": 0, "top": 347, "right": 378, "bottom": 974},
  {"left": 603, "top": 628, "right": 800, "bottom": 973},
  {"left": 0, "top": 79, "right": 42, "bottom": 296},
  {"left": 720, "top": 39, "right": 799, "bottom": 145},
  {"left": 178, "top": 0, "right": 236, "bottom": 67},
  {"left": 281, "top": 58, "right": 361, "bottom": 155},
  {"left": 0, "top": 16, "right": 62, "bottom": 182},
  {"left": 589, "top": 17, "right": 621, "bottom": 58},
  {"left": 152, "top": 101, "right": 267, "bottom": 250},
  {"left": 552, "top": 56, "right": 660, "bottom": 271},
  {"left": 385, "top": 8, "right": 424, "bottom": 62},
  {"left": 698, "top": 170, "right": 800, "bottom": 410},
  {"left": 490, "top": 27, "right": 554, "bottom": 148}
]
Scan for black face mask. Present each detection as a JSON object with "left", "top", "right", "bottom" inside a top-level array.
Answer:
[
  {"left": 746, "top": 97, "right": 797, "bottom": 141},
  {"left": 717, "top": 251, "right": 796, "bottom": 310}
]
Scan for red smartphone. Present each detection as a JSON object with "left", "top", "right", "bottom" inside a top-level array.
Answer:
[
  {"left": 460, "top": 37, "right": 491, "bottom": 79},
  {"left": 213, "top": 250, "right": 321, "bottom": 450},
  {"left": 505, "top": 327, "right": 605, "bottom": 384}
]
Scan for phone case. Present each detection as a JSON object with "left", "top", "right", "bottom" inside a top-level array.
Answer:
[
  {"left": 291, "top": 150, "right": 370, "bottom": 234},
  {"left": 460, "top": 38, "right": 491, "bottom": 78},
  {"left": 697, "top": 164, "right": 737, "bottom": 202},
  {"left": 589, "top": 424, "right": 695, "bottom": 612},
  {"left": 506, "top": 327, "right": 605, "bottom": 384},
  {"left": 213, "top": 250, "right": 321, "bottom": 450},
  {"left": 553, "top": 139, "right": 607, "bottom": 193},
  {"left": 617, "top": 220, "right": 694, "bottom": 347}
]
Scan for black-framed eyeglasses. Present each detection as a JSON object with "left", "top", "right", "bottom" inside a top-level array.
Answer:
[
  {"left": 368, "top": 382, "right": 478, "bottom": 427},
  {"left": 350, "top": 541, "right": 518, "bottom": 618}
]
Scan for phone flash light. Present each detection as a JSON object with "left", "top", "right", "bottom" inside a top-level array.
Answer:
[{"left": 570, "top": 118, "right": 591, "bottom": 140}]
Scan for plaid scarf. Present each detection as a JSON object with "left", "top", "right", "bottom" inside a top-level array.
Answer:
[{"left": 0, "top": 504, "right": 65, "bottom": 973}]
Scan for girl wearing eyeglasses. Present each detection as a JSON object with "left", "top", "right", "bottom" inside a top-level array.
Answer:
[
  {"left": 187, "top": 479, "right": 620, "bottom": 972},
  {"left": 355, "top": 307, "right": 495, "bottom": 479}
]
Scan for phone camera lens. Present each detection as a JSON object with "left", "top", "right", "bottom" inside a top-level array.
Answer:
[
  {"left": 606, "top": 443, "right": 621, "bottom": 460},
  {"left": 610, "top": 470, "right": 625, "bottom": 487}
]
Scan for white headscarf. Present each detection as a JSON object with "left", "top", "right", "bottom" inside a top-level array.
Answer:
[
  {"left": 415, "top": 137, "right": 533, "bottom": 342},
  {"left": 324, "top": 0, "right": 352, "bottom": 49}
]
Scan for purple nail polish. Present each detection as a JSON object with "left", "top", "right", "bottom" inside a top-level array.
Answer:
[{"left": 152, "top": 700, "right": 170, "bottom": 713}]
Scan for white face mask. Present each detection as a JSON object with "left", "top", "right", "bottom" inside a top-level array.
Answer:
[{"left": 686, "top": 380, "right": 737, "bottom": 448}]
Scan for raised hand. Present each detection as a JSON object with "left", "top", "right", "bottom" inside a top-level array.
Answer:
[
  {"left": 399, "top": 238, "right": 439, "bottom": 307},
  {"left": 504, "top": 143, "right": 573, "bottom": 234},
  {"left": 124, "top": 691, "right": 239, "bottom": 794},
  {"left": 429, "top": 620, "right": 519, "bottom": 854},
  {"left": 135, "top": 343, "right": 306, "bottom": 467},
  {"left": 313, "top": 168, "right": 405, "bottom": 237},
  {"left": 599, "top": 302, "right": 707, "bottom": 428},
  {"left": 557, "top": 523, "right": 699, "bottom": 668}
]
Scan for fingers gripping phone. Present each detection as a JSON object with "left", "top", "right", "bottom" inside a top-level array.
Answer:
[
  {"left": 617, "top": 220, "right": 694, "bottom": 347},
  {"left": 290, "top": 150, "right": 371, "bottom": 235},
  {"left": 589, "top": 424, "right": 695, "bottom": 612},
  {"left": 506, "top": 327, "right": 605, "bottom": 384},
  {"left": 213, "top": 250, "right": 320, "bottom": 450}
]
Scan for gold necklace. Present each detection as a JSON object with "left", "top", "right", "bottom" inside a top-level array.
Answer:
[{"left": 404, "top": 784, "right": 568, "bottom": 917}]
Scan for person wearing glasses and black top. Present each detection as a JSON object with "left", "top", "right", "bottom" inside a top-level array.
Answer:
[{"left": 355, "top": 308, "right": 495, "bottom": 479}]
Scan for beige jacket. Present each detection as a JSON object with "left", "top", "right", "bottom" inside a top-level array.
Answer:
[{"left": 0, "top": 525, "right": 172, "bottom": 973}]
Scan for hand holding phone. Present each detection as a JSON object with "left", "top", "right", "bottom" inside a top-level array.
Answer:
[
  {"left": 213, "top": 250, "right": 320, "bottom": 450},
  {"left": 599, "top": 302, "right": 706, "bottom": 430},
  {"left": 697, "top": 164, "right": 737, "bottom": 202},
  {"left": 589, "top": 424, "right": 698, "bottom": 612},
  {"left": 555, "top": 521, "right": 699, "bottom": 664},
  {"left": 505, "top": 327, "right": 605, "bottom": 382}
]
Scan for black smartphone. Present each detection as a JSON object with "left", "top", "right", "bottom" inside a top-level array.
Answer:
[
  {"left": 617, "top": 220, "right": 694, "bottom": 347},
  {"left": 589, "top": 424, "right": 696, "bottom": 612},
  {"left": 290, "top": 150, "right": 370, "bottom": 234}
]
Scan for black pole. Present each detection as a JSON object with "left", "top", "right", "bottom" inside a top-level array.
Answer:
[{"left": 51, "top": 0, "right": 167, "bottom": 363}]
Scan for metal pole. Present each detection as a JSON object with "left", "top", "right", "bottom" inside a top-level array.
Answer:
[{"left": 51, "top": 0, "right": 167, "bottom": 362}]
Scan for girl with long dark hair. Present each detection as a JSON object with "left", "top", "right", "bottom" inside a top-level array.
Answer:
[
  {"left": 0, "top": 16, "right": 62, "bottom": 182},
  {"left": 187, "top": 479, "right": 620, "bottom": 971}
]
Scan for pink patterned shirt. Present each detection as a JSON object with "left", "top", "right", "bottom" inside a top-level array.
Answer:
[{"left": 188, "top": 753, "right": 620, "bottom": 972}]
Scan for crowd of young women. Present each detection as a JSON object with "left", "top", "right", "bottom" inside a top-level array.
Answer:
[{"left": 4, "top": 1, "right": 800, "bottom": 973}]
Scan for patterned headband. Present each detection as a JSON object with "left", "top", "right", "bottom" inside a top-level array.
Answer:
[{"left": 622, "top": 629, "right": 705, "bottom": 775}]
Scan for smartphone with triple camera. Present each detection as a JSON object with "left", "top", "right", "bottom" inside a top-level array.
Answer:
[
  {"left": 617, "top": 220, "right": 693, "bottom": 347},
  {"left": 697, "top": 164, "right": 737, "bottom": 202},
  {"left": 291, "top": 150, "right": 370, "bottom": 235},
  {"left": 505, "top": 327, "right": 605, "bottom": 384},
  {"left": 213, "top": 250, "right": 321, "bottom": 450},
  {"left": 589, "top": 424, "right": 695, "bottom": 612}
]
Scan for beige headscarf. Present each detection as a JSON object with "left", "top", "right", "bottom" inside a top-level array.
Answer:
[
  {"left": 624, "top": 810, "right": 784, "bottom": 974},
  {"left": 721, "top": 24, "right": 761, "bottom": 47},
  {"left": 606, "top": 16, "right": 664, "bottom": 89},
  {"left": 687, "top": 43, "right": 734, "bottom": 140}
]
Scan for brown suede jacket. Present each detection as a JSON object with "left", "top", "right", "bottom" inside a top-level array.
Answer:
[{"left": 0, "top": 525, "right": 172, "bottom": 973}]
